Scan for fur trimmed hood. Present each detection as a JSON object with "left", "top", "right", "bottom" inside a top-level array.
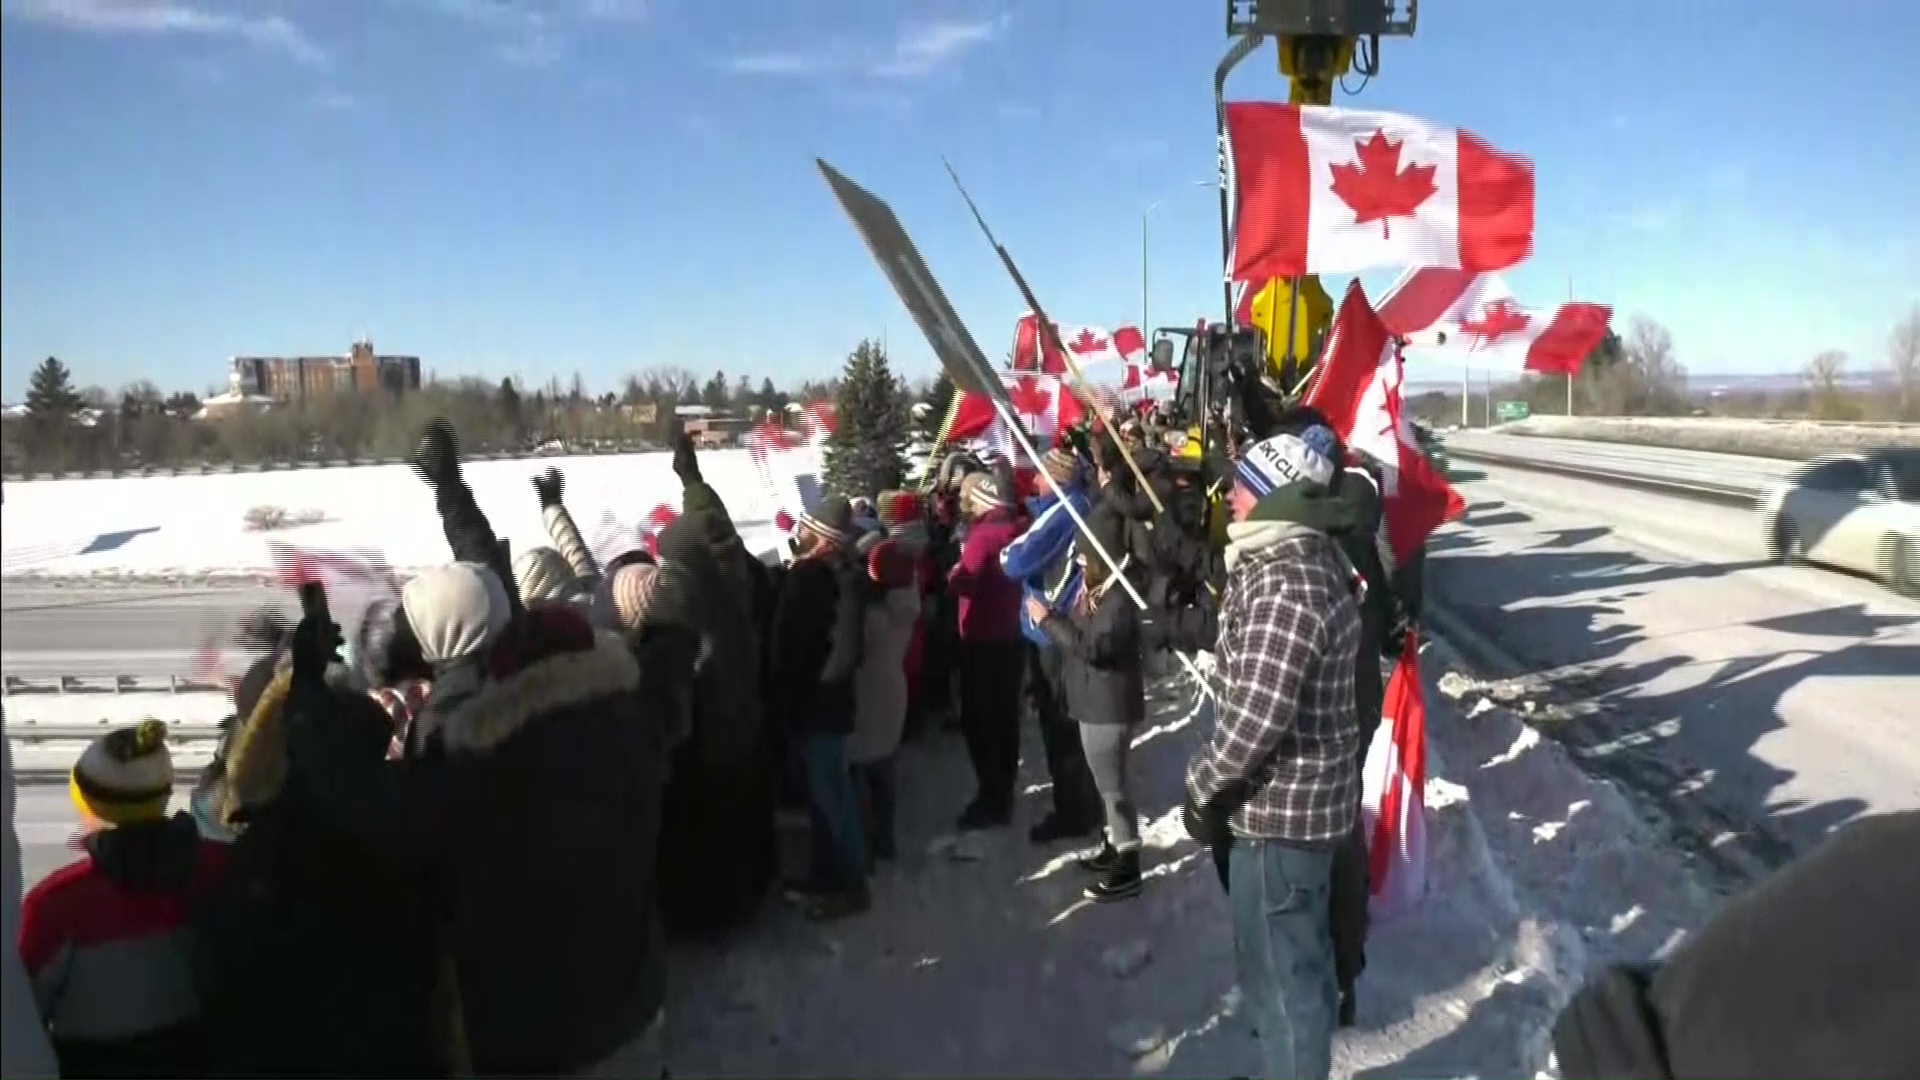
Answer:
[{"left": 441, "top": 630, "right": 639, "bottom": 755}]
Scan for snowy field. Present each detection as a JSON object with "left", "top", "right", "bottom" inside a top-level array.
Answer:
[
  {"left": 1499, "top": 415, "right": 1918, "bottom": 460},
  {"left": 1, "top": 447, "right": 822, "bottom": 581},
  {"left": 659, "top": 637, "right": 1721, "bottom": 1079}
]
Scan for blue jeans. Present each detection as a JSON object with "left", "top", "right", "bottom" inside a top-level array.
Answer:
[
  {"left": 1229, "top": 840, "right": 1338, "bottom": 1080},
  {"left": 804, "top": 732, "right": 867, "bottom": 890}
]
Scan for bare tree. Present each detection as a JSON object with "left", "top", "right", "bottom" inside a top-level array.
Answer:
[
  {"left": 1890, "top": 304, "right": 1920, "bottom": 420},
  {"left": 1803, "top": 349, "right": 1857, "bottom": 420}
]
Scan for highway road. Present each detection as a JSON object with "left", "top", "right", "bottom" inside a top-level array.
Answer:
[
  {"left": 1, "top": 582, "right": 341, "bottom": 680},
  {"left": 11, "top": 779, "right": 201, "bottom": 887},
  {"left": 1444, "top": 431, "right": 1797, "bottom": 493},
  {"left": 1430, "top": 457, "right": 1920, "bottom": 872}
]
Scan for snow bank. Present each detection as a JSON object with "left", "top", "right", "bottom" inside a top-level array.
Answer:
[
  {"left": 0, "top": 448, "right": 823, "bottom": 580},
  {"left": 1498, "top": 415, "right": 1918, "bottom": 460},
  {"left": 659, "top": 636, "right": 1720, "bottom": 1078}
]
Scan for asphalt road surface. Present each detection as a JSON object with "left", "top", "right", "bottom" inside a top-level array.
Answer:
[
  {"left": 1431, "top": 458, "right": 1920, "bottom": 871},
  {"left": 1444, "top": 432, "right": 1797, "bottom": 492},
  {"left": 1, "top": 582, "right": 323, "bottom": 680}
]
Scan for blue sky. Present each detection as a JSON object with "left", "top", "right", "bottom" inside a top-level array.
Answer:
[{"left": 3, "top": 0, "right": 1917, "bottom": 400}]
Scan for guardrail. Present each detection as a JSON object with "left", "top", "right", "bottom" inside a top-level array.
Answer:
[
  {"left": 2, "top": 673, "right": 222, "bottom": 697},
  {"left": 1445, "top": 445, "right": 1762, "bottom": 506},
  {"left": 1, "top": 441, "right": 665, "bottom": 482},
  {"left": 7, "top": 722, "right": 226, "bottom": 742}
]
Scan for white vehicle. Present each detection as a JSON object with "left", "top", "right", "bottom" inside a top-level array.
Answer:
[{"left": 1758, "top": 448, "right": 1919, "bottom": 597}]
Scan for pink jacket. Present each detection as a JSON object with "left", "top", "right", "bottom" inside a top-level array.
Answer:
[{"left": 946, "top": 509, "right": 1023, "bottom": 643}]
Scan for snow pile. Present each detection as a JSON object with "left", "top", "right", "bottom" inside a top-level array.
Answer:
[
  {"left": 1499, "top": 415, "right": 1918, "bottom": 460},
  {"left": 660, "top": 636, "right": 1719, "bottom": 1078},
  {"left": 0, "top": 448, "right": 822, "bottom": 580}
]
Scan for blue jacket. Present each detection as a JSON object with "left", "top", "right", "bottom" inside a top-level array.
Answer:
[{"left": 999, "top": 485, "right": 1089, "bottom": 647}]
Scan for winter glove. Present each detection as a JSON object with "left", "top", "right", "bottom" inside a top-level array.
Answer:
[
  {"left": 410, "top": 417, "right": 462, "bottom": 488},
  {"left": 289, "top": 607, "right": 344, "bottom": 699},
  {"left": 531, "top": 466, "right": 565, "bottom": 509},
  {"left": 672, "top": 432, "right": 702, "bottom": 484}
]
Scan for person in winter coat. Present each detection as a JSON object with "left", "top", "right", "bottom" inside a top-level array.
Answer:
[
  {"left": 1183, "top": 430, "right": 1362, "bottom": 1080},
  {"left": 1553, "top": 810, "right": 1920, "bottom": 1079},
  {"left": 3, "top": 711, "right": 60, "bottom": 1080},
  {"left": 1027, "top": 504, "right": 1148, "bottom": 902},
  {"left": 531, "top": 466, "right": 605, "bottom": 595},
  {"left": 649, "top": 435, "right": 775, "bottom": 937},
  {"left": 848, "top": 536, "right": 921, "bottom": 863},
  {"left": 874, "top": 489, "right": 932, "bottom": 739},
  {"left": 18, "top": 722, "right": 225, "bottom": 1078},
  {"left": 947, "top": 471, "right": 1027, "bottom": 831},
  {"left": 513, "top": 545, "right": 591, "bottom": 609},
  {"left": 998, "top": 446, "right": 1103, "bottom": 844},
  {"left": 285, "top": 579, "right": 679, "bottom": 1078},
  {"left": 196, "top": 625, "right": 445, "bottom": 1078},
  {"left": 767, "top": 496, "right": 871, "bottom": 921}
]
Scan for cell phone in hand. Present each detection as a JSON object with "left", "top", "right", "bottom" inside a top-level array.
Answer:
[{"left": 298, "top": 580, "right": 330, "bottom": 623}]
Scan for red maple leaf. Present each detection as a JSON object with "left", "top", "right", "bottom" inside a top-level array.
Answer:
[
  {"left": 1067, "top": 329, "right": 1107, "bottom": 355},
  {"left": 1008, "top": 374, "right": 1052, "bottom": 416},
  {"left": 1327, "top": 130, "right": 1439, "bottom": 240},
  {"left": 1457, "top": 299, "right": 1531, "bottom": 349}
]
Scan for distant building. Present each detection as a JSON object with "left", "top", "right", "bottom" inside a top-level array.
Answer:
[
  {"left": 683, "top": 414, "right": 752, "bottom": 449},
  {"left": 229, "top": 339, "right": 421, "bottom": 401}
]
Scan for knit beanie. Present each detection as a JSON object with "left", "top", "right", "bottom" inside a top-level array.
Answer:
[
  {"left": 400, "top": 561, "right": 512, "bottom": 665},
  {"left": 1235, "top": 429, "right": 1336, "bottom": 498},
  {"left": 798, "top": 494, "right": 857, "bottom": 547},
  {"left": 513, "top": 545, "right": 585, "bottom": 607},
  {"left": 71, "top": 720, "right": 173, "bottom": 826},
  {"left": 1041, "top": 446, "right": 1081, "bottom": 486},
  {"left": 607, "top": 561, "right": 660, "bottom": 632},
  {"left": 875, "top": 489, "right": 922, "bottom": 529},
  {"left": 867, "top": 537, "right": 916, "bottom": 590},
  {"left": 961, "top": 471, "right": 1013, "bottom": 513}
]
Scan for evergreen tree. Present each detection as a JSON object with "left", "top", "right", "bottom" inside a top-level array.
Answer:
[
  {"left": 756, "top": 377, "right": 789, "bottom": 416},
  {"left": 823, "top": 338, "right": 908, "bottom": 499},
  {"left": 701, "top": 369, "right": 730, "bottom": 410},
  {"left": 25, "top": 357, "right": 83, "bottom": 420},
  {"left": 915, "top": 372, "right": 956, "bottom": 440},
  {"left": 497, "top": 377, "right": 523, "bottom": 440}
]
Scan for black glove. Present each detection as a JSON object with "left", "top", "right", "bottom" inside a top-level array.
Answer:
[
  {"left": 671, "top": 432, "right": 702, "bottom": 484},
  {"left": 532, "top": 466, "right": 565, "bottom": 508},
  {"left": 410, "top": 418, "right": 462, "bottom": 488},
  {"left": 288, "top": 608, "right": 343, "bottom": 696},
  {"left": 1182, "top": 786, "right": 1233, "bottom": 849}
]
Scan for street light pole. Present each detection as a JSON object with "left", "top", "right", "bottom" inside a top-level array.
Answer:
[{"left": 1140, "top": 180, "right": 1215, "bottom": 334}]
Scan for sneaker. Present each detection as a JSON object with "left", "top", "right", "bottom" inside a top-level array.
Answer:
[
  {"left": 1083, "top": 848, "right": 1143, "bottom": 903},
  {"left": 956, "top": 800, "right": 1011, "bottom": 832},
  {"left": 1028, "top": 812, "right": 1098, "bottom": 844},
  {"left": 805, "top": 885, "right": 872, "bottom": 922},
  {"left": 1077, "top": 841, "right": 1122, "bottom": 875}
]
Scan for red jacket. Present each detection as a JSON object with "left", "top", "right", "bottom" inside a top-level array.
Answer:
[{"left": 946, "top": 508, "right": 1023, "bottom": 642}]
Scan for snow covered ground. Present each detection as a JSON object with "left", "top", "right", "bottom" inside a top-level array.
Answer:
[
  {"left": 1498, "top": 415, "right": 1918, "bottom": 460},
  {"left": 1, "top": 447, "right": 822, "bottom": 580},
  {"left": 660, "top": 636, "right": 1722, "bottom": 1079}
]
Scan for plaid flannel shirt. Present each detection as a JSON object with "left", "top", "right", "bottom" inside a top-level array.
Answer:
[{"left": 1186, "top": 526, "right": 1363, "bottom": 846}]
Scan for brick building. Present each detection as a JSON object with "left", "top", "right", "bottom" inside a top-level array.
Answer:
[{"left": 230, "top": 339, "right": 421, "bottom": 400}]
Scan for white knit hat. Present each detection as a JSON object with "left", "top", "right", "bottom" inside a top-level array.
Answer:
[
  {"left": 1236, "top": 430, "right": 1335, "bottom": 498},
  {"left": 401, "top": 561, "right": 512, "bottom": 664}
]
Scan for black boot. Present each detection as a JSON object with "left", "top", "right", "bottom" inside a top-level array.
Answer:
[
  {"left": 1338, "top": 989, "right": 1358, "bottom": 1029},
  {"left": 1078, "top": 841, "right": 1121, "bottom": 874},
  {"left": 1083, "top": 848, "right": 1143, "bottom": 902},
  {"left": 956, "top": 798, "right": 1011, "bottom": 832},
  {"left": 1029, "top": 812, "right": 1098, "bottom": 844}
]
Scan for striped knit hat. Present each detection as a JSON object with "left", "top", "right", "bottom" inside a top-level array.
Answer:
[
  {"left": 608, "top": 561, "right": 660, "bottom": 631},
  {"left": 1041, "top": 447, "right": 1080, "bottom": 485},
  {"left": 798, "top": 494, "right": 857, "bottom": 548},
  {"left": 71, "top": 720, "right": 174, "bottom": 826},
  {"left": 961, "top": 471, "right": 1013, "bottom": 513}
]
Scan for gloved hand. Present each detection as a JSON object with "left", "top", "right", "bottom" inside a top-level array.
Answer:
[
  {"left": 671, "top": 432, "right": 702, "bottom": 484},
  {"left": 531, "top": 466, "right": 565, "bottom": 508},
  {"left": 410, "top": 418, "right": 462, "bottom": 488},
  {"left": 289, "top": 607, "right": 344, "bottom": 697}
]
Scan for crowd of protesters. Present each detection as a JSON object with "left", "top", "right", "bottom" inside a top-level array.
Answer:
[{"left": 6, "top": 409, "right": 1915, "bottom": 1080}]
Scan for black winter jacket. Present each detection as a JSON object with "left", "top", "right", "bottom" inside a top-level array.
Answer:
[
  {"left": 655, "top": 477, "right": 763, "bottom": 768},
  {"left": 1038, "top": 580, "right": 1145, "bottom": 728},
  {"left": 768, "top": 552, "right": 861, "bottom": 735},
  {"left": 287, "top": 632, "right": 668, "bottom": 1077}
]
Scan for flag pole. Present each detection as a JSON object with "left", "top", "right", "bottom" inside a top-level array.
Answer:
[{"left": 918, "top": 391, "right": 966, "bottom": 493}]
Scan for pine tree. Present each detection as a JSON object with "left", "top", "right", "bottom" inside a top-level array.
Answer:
[
  {"left": 25, "top": 357, "right": 83, "bottom": 420},
  {"left": 915, "top": 372, "right": 956, "bottom": 440},
  {"left": 823, "top": 338, "right": 908, "bottom": 499}
]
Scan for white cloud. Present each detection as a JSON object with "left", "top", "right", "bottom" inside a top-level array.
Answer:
[
  {"left": 725, "top": 14, "right": 1008, "bottom": 81},
  {"left": 4, "top": 0, "right": 328, "bottom": 65}
]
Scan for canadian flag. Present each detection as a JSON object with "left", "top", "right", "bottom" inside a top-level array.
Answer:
[
  {"left": 1224, "top": 102, "right": 1534, "bottom": 279},
  {"left": 947, "top": 372, "right": 1089, "bottom": 462},
  {"left": 1361, "top": 631, "right": 1428, "bottom": 920},
  {"left": 1011, "top": 311, "right": 1066, "bottom": 372},
  {"left": 1306, "top": 280, "right": 1465, "bottom": 562},
  {"left": 1377, "top": 267, "right": 1612, "bottom": 376}
]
